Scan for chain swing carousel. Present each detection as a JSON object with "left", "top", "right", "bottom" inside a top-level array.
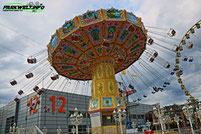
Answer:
[
  {"left": 9, "top": 8, "right": 200, "bottom": 133},
  {"left": 47, "top": 8, "right": 147, "bottom": 133}
]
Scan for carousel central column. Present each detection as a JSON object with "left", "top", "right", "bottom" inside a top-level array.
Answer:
[{"left": 88, "top": 56, "right": 126, "bottom": 134}]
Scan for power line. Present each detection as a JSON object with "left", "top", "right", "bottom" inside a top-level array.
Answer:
[
  {"left": 0, "top": 22, "right": 45, "bottom": 48},
  {"left": 0, "top": 44, "right": 27, "bottom": 58}
]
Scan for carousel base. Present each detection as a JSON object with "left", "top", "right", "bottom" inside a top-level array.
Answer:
[
  {"left": 92, "top": 125, "right": 126, "bottom": 134},
  {"left": 90, "top": 111, "right": 126, "bottom": 134}
]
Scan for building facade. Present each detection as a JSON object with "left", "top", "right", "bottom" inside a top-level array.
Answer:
[
  {"left": 127, "top": 102, "right": 154, "bottom": 126},
  {"left": 0, "top": 89, "right": 154, "bottom": 134},
  {"left": 151, "top": 103, "right": 201, "bottom": 129},
  {"left": 0, "top": 89, "right": 91, "bottom": 134}
]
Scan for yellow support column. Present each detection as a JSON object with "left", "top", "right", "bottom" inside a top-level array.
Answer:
[{"left": 88, "top": 56, "right": 126, "bottom": 134}]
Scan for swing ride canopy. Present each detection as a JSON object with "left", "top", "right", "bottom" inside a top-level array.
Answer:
[{"left": 47, "top": 8, "right": 147, "bottom": 80}]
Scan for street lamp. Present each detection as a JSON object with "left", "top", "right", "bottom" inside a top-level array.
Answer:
[
  {"left": 113, "top": 104, "right": 127, "bottom": 134},
  {"left": 146, "top": 120, "right": 151, "bottom": 131},
  {"left": 86, "top": 126, "right": 91, "bottom": 134},
  {"left": 43, "top": 127, "right": 47, "bottom": 134},
  {"left": 70, "top": 107, "right": 83, "bottom": 134},
  {"left": 131, "top": 121, "right": 136, "bottom": 129},
  {"left": 131, "top": 122, "right": 137, "bottom": 133},
  {"left": 164, "top": 115, "right": 171, "bottom": 130},
  {"left": 9, "top": 123, "right": 17, "bottom": 134},
  {"left": 153, "top": 122, "right": 159, "bottom": 131},
  {"left": 174, "top": 114, "right": 181, "bottom": 134},
  {"left": 182, "top": 104, "right": 195, "bottom": 134},
  {"left": 17, "top": 125, "right": 25, "bottom": 134},
  {"left": 71, "top": 126, "right": 76, "bottom": 134},
  {"left": 153, "top": 104, "right": 165, "bottom": 134},
  {"left": 195, "top": 102, "right": 201, "bottom": 121},
  {"left": 57, "top": 126, "right": 62, "bottom": 134}
]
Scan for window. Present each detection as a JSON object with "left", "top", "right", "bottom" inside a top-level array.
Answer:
[
  {"left": 5, "top": 116, "right": 15, "bottom": 133},
  {"left": 137, "top": 115, "right": 142, "bottom": 119},
  {"left": 130, "top": 114, "right": 137, "bottom": 119},
  {"left": 133, "top": 115, "right": 137, "bottom": 119},
  {"left": 102, "top": 115, "right": 115, "bottom": 126},
  {"left": 141, "top": 115, "right": 144, "bottom": 119}
]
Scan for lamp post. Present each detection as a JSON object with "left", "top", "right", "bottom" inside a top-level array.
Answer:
[
  {"left": 17, "top": 125, "right": 25, "bottom": 134},
  {"left": 57, "top": 126, "right": 62, "bottom": 134},
  {"left": 43, "top": 127, "right": 47, "bottom": 134},
  {"left": 153, "top": 122, "right": 159, "bottom": 131},
  {"left": 153, "top": 104, "right": 165, "bottom": 134},
  {"left": 72, "top": 126, "right": 76, "bottom": 134},
  {"left": 146, "top": 120, "right": 151, "bottom": 131},
  {"left": 164, "top": 115, "right": 171, "bottom": 130},
  {"left": 131, "top": 122, "right": 137, "bottom": 133},
  {"left": 9, "top": 123, "right": 17, "bottom": 134},
  {"left": 131, "top": 121, "right": 136, "bottom": 129},
  {"left": 182, "top": 104, "right": 194, "bottom": 134},
  {"left": 86, "top": 126, "right": 91, "bottom": 134},
  {"left": 162, "top": 117, "right": 166, "bottom": 131},
  {"left": 174, "top": 114, "right": 181, "bottom": 134},
  {"left": 195, "top": 102, "right": 201, "bottom": 120},
  {"left": 195, "top": 102, "right": 201, "bottom": 130},
  {"left": 70, "top": 107, "right": 83, "bottom": 134},
  {"left": 113, "top": 104, "right": 127, "bottom": 134}
]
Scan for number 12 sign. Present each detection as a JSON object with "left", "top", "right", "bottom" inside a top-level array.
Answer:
[
  {"left": 29, "top": 96, "right": 67, "bottom": 114},
  {"left": 50, "top": 96, "right": 66, "bottom": 112}
]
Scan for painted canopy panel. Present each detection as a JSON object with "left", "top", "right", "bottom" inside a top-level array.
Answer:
[{"left": 47, "top": 8, "right": 147, "bottom": 80}]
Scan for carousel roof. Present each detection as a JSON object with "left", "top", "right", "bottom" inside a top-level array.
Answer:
[{"left": 47, "top": 8, "right": 147, "bottom": 80}]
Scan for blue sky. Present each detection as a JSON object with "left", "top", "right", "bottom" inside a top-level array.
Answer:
[{"left": 0, "top": 0, "right": 201, "bottom": 107}]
